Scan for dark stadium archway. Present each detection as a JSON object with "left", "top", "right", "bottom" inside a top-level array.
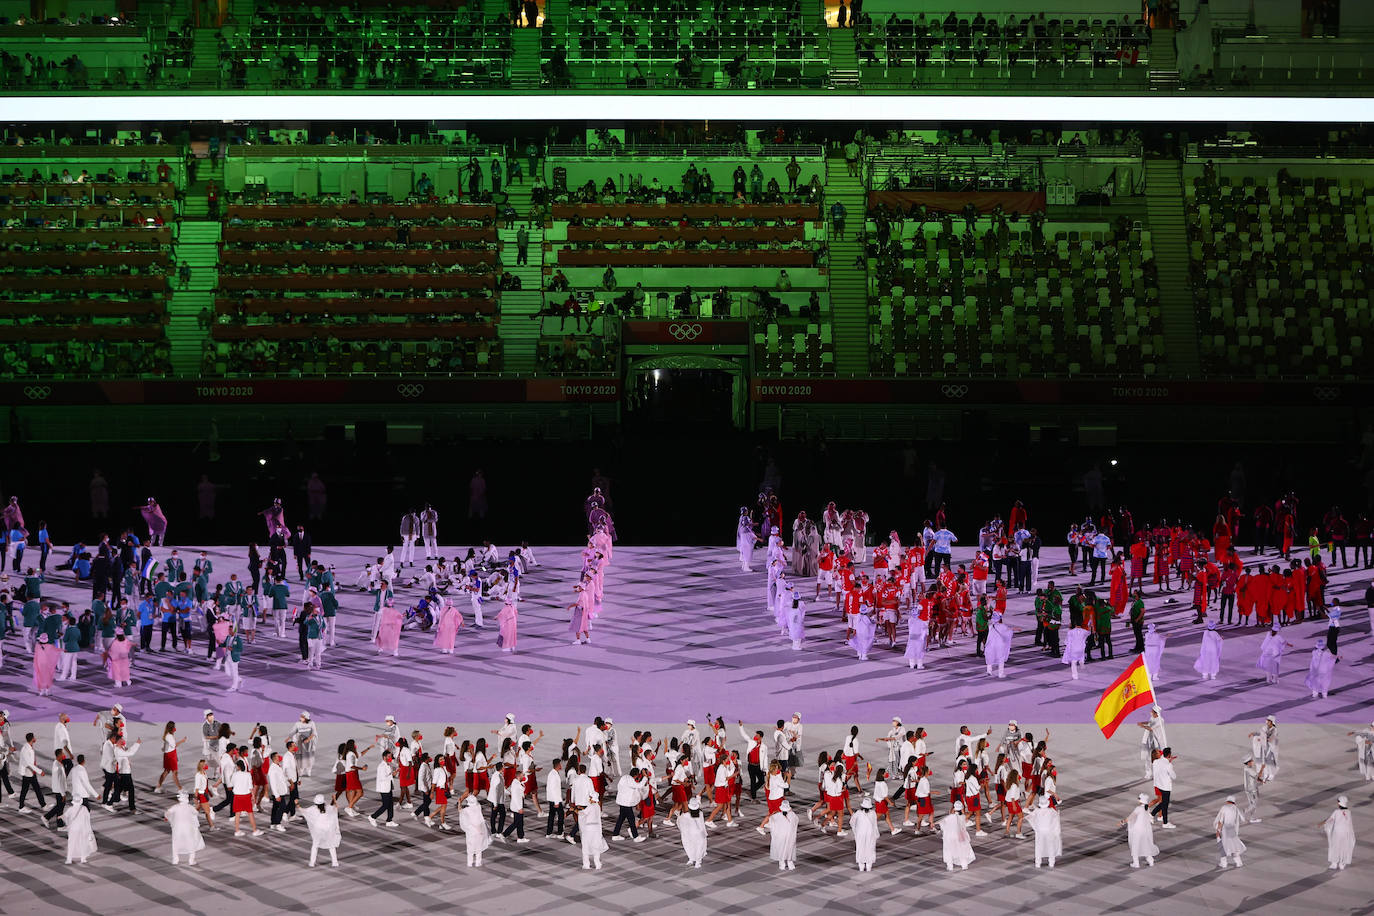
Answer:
[{"left": 625, "top": 355, "right": 747, "bottom": 431}]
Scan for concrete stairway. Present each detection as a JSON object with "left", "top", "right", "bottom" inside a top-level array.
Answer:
[
  {"left": 827, "top": 24, "right": 858, "bottom": 88},
  {"left": 823, "top": 153, "right": 869, "bottom": 375},
  {"left": 509, "top": 26, "right": 542, "bottom": 89},
  {"left": 169, "top": 220, "right": 221, "bottom": 374},
  {"left": 1148, "top": 28, "right": 1180, "bottom": 89},
  {"left": 497, "top": 223, "right": 545, "bottom": 374},
  {"left": 1143, "top": 156, "right": 1200, "bottom": 376}
]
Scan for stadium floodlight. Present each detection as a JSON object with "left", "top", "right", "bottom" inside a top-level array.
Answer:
[{"left": 4, "top": 94, "right": 1374, "bottom": 122}]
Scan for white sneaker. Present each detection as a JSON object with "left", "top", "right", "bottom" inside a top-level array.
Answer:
[
  {"left": 252, "top": 830, "right": 264, "bottom": 837},
  {"left": 385, "top": 821, "right": 398, "bottom": 828},
  {"left": 836, "top": 830, "right": 848, "bottom": 837}
]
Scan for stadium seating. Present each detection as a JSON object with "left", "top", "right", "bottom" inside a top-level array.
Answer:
[
  {"left": 1186, "top": 171, "right": 1372, "bottom": 379},
  {"left": 865, "top": 206, "right": 1162, "bottom": 377},
  {"left": 209, "top": 194, "right": 504, "bottom": 375},
  {"left": 856, "top": 11, "right": 1150, "bottom": 89},
  {"left": 220, "top": 1, "right": 511, "bottom": 90},
  {"left": 543, "top": 0, "right": 827, "bottom": 89},
  {"left": 0, "top": 154, "right": 178, "bottom": 378}
]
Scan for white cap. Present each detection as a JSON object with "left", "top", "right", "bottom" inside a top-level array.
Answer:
[
  {"left": 1137, "top": 793, "right": 1150, "bottom": 803},
  {"left": 687, "top": 719, "right": 696, "bottom": 726},
  {"left": 505, "top": 713, "right": 515, "bottom": 722},
  {"left": 779, "top": 801, "right": 791, "bottom": 813},
  {"left": 203, "top": 709, "right": 214, "bottom": 717},
  {"left": 177, "top": 792, "right": 189, "bottom": 802},
  {"left": 953, "top": 801, "right": 964, "bottom": 812},
  {"left": 1037, "top": 797, "right": 1049, "bottom": 808},
  {"left": 605, "top": 717, "right": 613, "bottom": 725},
  {"left": 464, "top": 797, "right": 479, "bottom": 807},
  {"left": 1265, "top": 714, "right": 1276, "bottom": 723},
  {"left": 385, "top": 715, "right": 396, "bottom": 722},
  {"left": 892, "top": 716, "right": 902, "bottom": 724},
  {"left": 1151, "top": 705, "right": 1161, "bottom": 713},
  {"left": 1008, "top": 719, "right": 1017, "bottom": 726},
  {"left": 301, "top": 711, "right": 311, "bottom": 720},
  {"left": 792, "top": 712, "right": 802, "bottom": 720},
  {"left": 1225, "top": 795, "right": 1236, "bottom": 803},
  {"left": 1338, "top": 795, "right": 1349, "bottom": 807},
  {"left": 688, "top": 798, "right": 701, "bottom": 811},
  {"left": 861, "top": 797, "right": 874, "bottom": 810},
  {"left": 313, "top": 794, "right": 326, "bottom": 805},
  {"left": 113, "top": 703, "right": 123, "bottom": 713}
]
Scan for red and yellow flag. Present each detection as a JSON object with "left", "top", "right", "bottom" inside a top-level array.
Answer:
[{"left": 1094, "top": 654, "right": 1156, "bottom": 739}]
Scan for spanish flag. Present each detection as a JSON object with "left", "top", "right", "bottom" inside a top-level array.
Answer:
[{"left": 1093, "top": 654, "right": 1156, "bottom": 739}]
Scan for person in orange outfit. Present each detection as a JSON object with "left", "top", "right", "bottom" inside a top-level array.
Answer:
[
  {"left": 1289, "top": 562, "right": 1306, "bottom": 623},
  {"left": 1129, "top": 539, "right": 1149, "bottom": 591},
  {"left": 1109, "top": 554, "right": 1128, "bottom": 616},
  {"left": 1236, "top": 566, "right": 1255, "bottom": 626}
]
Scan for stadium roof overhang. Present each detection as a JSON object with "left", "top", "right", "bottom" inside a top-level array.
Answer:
[{"left": 4, "top": 94, "right": 1374, "bottom": 122}]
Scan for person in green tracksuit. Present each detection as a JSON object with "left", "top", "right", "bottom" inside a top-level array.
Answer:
[
  {"left": 268, "top": 576, "right": 290, "bottom": 638},
  {"left": 60, "top": 615, "right": 82, "bottom": 681},
  {"left": 1129, "top": 590, "right": 1147, "bottom": 653},
  {"left": 1045, "top": 600, "right": 1062, "bottom": 657},
  {"left": 22, "top": 597, "right": 42, "bottom": 652},
  {"left": 219, "top": 625, "right": 244, "bottom": 691},
  {"left": 974, "top": 598, "right": 989, "bottom": 657},
  {"left": 1095, "top": 598, "right": 1115, "bottom": 660}
]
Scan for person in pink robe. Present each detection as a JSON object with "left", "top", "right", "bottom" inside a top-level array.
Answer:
[
  {"left": 259, "top": 498, "right": 288, "bottom": 538},
  {"left": 32, "top": 634, "right": 60, "bottom": 695},
  {"left": 375, "top": 600, "right": 402, "bottom": 656},
  {"left": 104, "top": 629, "right": 134, "bottom": 685},
  {"left": 568, "top": 580, "right": 594, "bottom": 644},
  {"left": 496, "top": 598, "right": 519, "bottom": 653},
  {"left": 433, "top": 600, "right": 463, "bottom": 654},
  {"left": 139, "top": 498, "right": 168, "bottom": 546}
]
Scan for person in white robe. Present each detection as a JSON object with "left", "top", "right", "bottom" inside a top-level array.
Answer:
[
  {"left": 1062, "top": 624, "right": 1088, "bottom": 680},
  {"left": 1214, "top": 796, "right": 1246, "bottom": 868},
  {"left": 579, "top": 794, "right": 608, "bottom": 870},
  {"left": 904, "top": 613, "right": 929, "bottom": 670},
  {"left": 165, "top": 792, "right": 206, "bottom": 866},
  {"left": 769, "top": 800, "right": 798, "bottom": 870},
  {"left": 773, "top": 579, "right": 793, "bottom": 633},
  {"left": 1241, "top": 755, "right": 1267, "bottom": 822},
  {"left": 1143, "top": 623, "right": 1166, "bottom": 682},
  {"left": 302, "top": 794, "right": 341, "bottom": 867},
  {"left": 1138, "top": 706, "right": 1167, "bottom": 780},
  {"left": 1249, "top": 715, "right": 1279, "bottom": 782},
  {"left": 459, "top": 796, "right": 492, "bottom": 867},
  {"left": 785, "top": 594, "right": 806, "bottom": 651},
  {"left": 1304, "top": 640, "right": 1337, "bottom": 698},
  {"left": 678, "top": 797, "right": 708, "bottom": 868},
  {"left": 941, "top": 801, "right": 976, "bottom": 870},
  {"left": 1120, "top": 793, "right": 1158, "bottom": 868},
  {"left": 984, "top": 613, "right": 1013, "bottom": 678},
  {"left": 1193, "top": 620, "right": 1223, "bottom": 680},
  {"left": 852, "top": 796, "right": 878, "bottom": 871},
  {"left": 848, "top": 610, "right": 877, "bottom": 661},
  {"left": 1320, "top": 796, "right": 1355, "bottom": 870},
  {"left": 736, "top": 510, "right": 756, "bottom": 573},
  {"left": 1255, "top": 625, "right": 1289, "bottom": 685},
  {"left": 1025, "top": 797, "right": 1061, "bottom": 868},
  {"left": 65, "top": 801, "right": 97, "bottom": 865},
  {"left": 1347, "top": 721, "right": 1374, "bottom": 782}
]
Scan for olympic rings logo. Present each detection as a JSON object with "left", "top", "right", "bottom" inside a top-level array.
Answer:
[
  {"left": 1311, "top": 386, "right": 1339, "bottom": 402},
  {"left": 22, "top": 385, "right": 52, "bottom": 400},
  {"left": 668, "top": 322, "right": 705, "bottom": 341},
  {"left": 396, "top": 384, "right": 426, "bottom": 398},
  {"left": 939, "top": 384, "right": 969, "bottom": 399}
]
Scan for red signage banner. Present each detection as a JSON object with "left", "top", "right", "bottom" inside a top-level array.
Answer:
[
  {"left": 750, "top": 378, "right": 1369, "bottom": 407},
  {"left": 2, "top": 378, "right": 620, "bottom": 406},
  {"left": 621, "top": 320, "right": 750, "bottom": 345}
]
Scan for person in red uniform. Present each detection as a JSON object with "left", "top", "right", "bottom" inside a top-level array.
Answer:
[
  {"left": 1289, "top": 561, "right": 1306, "bottom": 623},
  {"left": 1270, "top": 567, "right": 1290, "bottom": 624},
  {"left": 1129, "top": 539, "right": 1149, "bottom": 591},
  {"left": 1252, "top": 503, "right": 1273, "bottom": 555},
  {"left": 1008, "top": 500, "right": 1028, "bottom": 535},
  {"left": 1325, "top": 508, "right": 1349, "bottom": 569},
  {"left": 1250, "top": 565, "right": 1271, "bottom": 627},
  {"left": 1109, "top": 554, "right": 1128, "bottom": 616}
]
